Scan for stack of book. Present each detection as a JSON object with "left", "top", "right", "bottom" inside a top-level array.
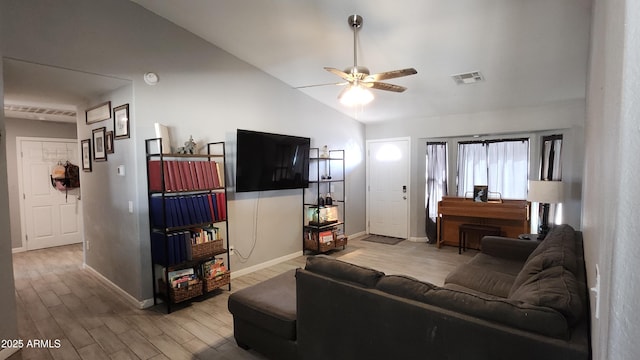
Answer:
[
  {"left": 148, "top": 160, "right": 224, "bottom": 192},
  {"left": 150, "top": 193, "right": 227, "bottom": 228}
]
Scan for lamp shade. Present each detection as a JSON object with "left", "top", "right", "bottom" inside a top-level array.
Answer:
[{"left": 527, "top": 180, "right": 564, "bottom": 204}]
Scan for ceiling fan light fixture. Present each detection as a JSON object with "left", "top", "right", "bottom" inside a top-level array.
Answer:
[{"left": 339, "top": 85, "right": 374, "bottom": 106}]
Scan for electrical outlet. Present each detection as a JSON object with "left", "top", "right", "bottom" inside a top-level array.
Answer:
[
  {"left": 229, "top": 245, "right": 235, "bottom": 256},
  {"left": 86, "top": 240, "right": 90, "bottom": 251}
]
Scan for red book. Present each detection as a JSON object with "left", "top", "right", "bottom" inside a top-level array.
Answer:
[
  {"left": 172, "top": 161, "right": 184, "bottom": 191},
  {"left": 148, "top": 160, "right": 162, "bottom": 191},
  {"left": 207, "top": 194, "right": 216, "bottom": 221},
  {"left": 179, "top": 161, "right": 193, "bottom": 191},
  {"left": 166, "top": 161, "right": 177, "bottom": 191},
  {"left": 194, "top": 161, "right": 207, "bottom": 189},
  {"left": 217, "top": 192, "right": 226, "bottom": 221},
  {"left": 188, "top": 161, "right": 199, "bottom": 190}
]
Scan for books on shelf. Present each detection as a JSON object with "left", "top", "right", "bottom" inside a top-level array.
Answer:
[
  {"left": 202, "top": 257, "right": 227, "bottom": 279},
  {"left": 151, "top": 226, "right": 222, "bottom": 266},
  {"left": 148, "top": 160, "right": 224, "bottom": 192},
  {"left": 167, "top": 268, "right": 197, "bottom": 289},
  {"left": 319, "top": 230, "right": 334, "bottom": 244},
  {"left": 150, "top": 193, "right": 227, "bottom": 229}
]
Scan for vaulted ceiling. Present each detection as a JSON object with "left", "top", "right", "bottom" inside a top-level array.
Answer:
[
  {"left": 132, "top": 0, "right": 592, "bottom": 123},
  {"left": 3, "top": 1, "right": 592, "bottom": 124}
]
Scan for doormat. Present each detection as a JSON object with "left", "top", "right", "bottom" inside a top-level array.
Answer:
[{"left": 361, "top": 235, "right": 405, "bottom": 245}]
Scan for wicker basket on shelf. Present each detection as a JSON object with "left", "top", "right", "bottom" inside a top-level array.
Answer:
[
  {"left": 304, "top": 237, "right": 335, "bottom": 252},
  {"left": 203, "top": 271, "right": 231, "bottom": 292},
  {"left": 191, "top": 239, "right": 224, "bottom": 259},
  {"left": 159, "top": 279, "right": 203, "bottom": 303}
]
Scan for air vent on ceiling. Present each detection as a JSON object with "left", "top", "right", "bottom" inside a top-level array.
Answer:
[
  {"left": 3, "top": 104, "right": 77, "bottom": 117},
  {"left": 451, "top": 71, "right": 484, "bottom": 85}
]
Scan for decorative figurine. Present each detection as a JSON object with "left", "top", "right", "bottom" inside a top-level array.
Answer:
[{"left": 177, "top": 136, "right": 197, "bottom": 154}]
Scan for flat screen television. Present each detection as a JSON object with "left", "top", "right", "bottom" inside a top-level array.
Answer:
[{"left": 236, "top": 129, "right": 310, "bottom": 192}]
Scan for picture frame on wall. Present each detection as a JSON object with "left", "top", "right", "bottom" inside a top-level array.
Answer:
[
  {"left": 473, "top": 185, "right": 488, "bottom": 202},
  {"left": 105, "top": 131, "right": 114, "bottom": 154},
  {"left": 92, "top": 127, "right": 107, "bottom": 161},
  {"left": 85, "top": 101, "right": 111, "bottom": 124},
  {"left": 81, "top": 139, "right": 92, "bottom": 172},
  {"left": 113, "top": 104, "right": 130, "bottom": 139}
]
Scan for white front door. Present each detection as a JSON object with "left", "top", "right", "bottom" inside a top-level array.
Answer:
[
  {"left": 20, "top": 139, "right": 82, "bottom": 250},
  {"left": 367, "top": 138, "right": 410, "bottom": 238}
]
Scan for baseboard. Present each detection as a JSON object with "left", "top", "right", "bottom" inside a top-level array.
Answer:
[
  {"left": 0, "top": 347, "right": 20, "bottom": 360},
  {"left": 83, "top": 263, "right": 153, "bottom": 309},
  {"left": 408, "top": 236, "right": 429, "bottom": 243},
  {"left": 348, "top": 231, "right": 367, "bottom": 239},
  {"left": 12, "top": 246, "right": 25, "bottom": 254},
  {"left": 231, "top": 250, "right": 303, "bottom": 279}
]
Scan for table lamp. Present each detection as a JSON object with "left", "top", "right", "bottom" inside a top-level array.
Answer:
[{"left": 527, "top": 180, "right": 564, "bottom": 239}]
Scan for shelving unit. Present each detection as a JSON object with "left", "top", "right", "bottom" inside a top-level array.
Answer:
[
  {"left": 303, "top": 148, "right": 347, "bottom": 253},
  {"left": 145, "top": 138, "right": 230, "bottom": 313}
]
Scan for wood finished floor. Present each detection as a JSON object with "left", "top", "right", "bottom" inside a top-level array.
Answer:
[{"left": 9, "top": 236, "right": 473, "bottom": 359}]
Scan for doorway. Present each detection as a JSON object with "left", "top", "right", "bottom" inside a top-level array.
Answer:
[
  {"left": 366, "top": 138, "right": 410, "bottom": 239},
  {"left": 17, "top": 137, "right": 82, "bottom": 250}
]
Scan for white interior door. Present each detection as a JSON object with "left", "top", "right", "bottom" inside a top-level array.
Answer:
[
  {"left": 367, "top": 138, "right": 410, "bottom": 238},
  {"left": 20, "top": 139, "right": 82, "bottom": 250}
]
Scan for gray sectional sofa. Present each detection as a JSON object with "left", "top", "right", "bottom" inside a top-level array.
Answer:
[{"left": 228, "top": 224, "right": 590, "bottom": 360}]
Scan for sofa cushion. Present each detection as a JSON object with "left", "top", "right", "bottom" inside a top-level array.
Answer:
[
  {"left": 444, "top": 259, "right": 520, "bottom": 298},
  {"left": 377, "top": 275, "right": 569, "bottom": 338},
  {"left": 228, "top": 269, "right": 297, "bottom": 340},
  {"left": 509, "top": 225, "right": 578, "bottom": 295},
  {"left": 305, "top": 255, "right": 384, "bottom": 288},
  {"left": 376, "top": 275, "right": 438, "bottom": 302},
  {"left": 509, "top": 265, "right": 583, "bottom": 326}
]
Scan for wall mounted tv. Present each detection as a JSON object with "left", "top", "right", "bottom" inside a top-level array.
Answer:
[{"left": 236, "top": 129, "right": 311, "bottom": 192}]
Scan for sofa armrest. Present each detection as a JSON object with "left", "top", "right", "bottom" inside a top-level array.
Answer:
[{"left": 481, "top": 236, "right": 540, "bottom": 262}]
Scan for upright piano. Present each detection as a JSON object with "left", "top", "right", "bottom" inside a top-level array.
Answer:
[{"left": 437, "top": 196, "right": 531, "bottom": 249}]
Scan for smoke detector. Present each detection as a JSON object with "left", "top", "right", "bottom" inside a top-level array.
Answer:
[{"left": 451, "top": 71, "right": 484, "bottom": 85}]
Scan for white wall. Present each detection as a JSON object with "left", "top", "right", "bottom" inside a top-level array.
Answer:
[
  {"left": 1, "top": 0, "right": 366, "bottom": 304},
  {"left": 584, "top": 0, "right": 640, "bottom": 359},
  {"left": 0, "top": 57, "right": 19, "bottom": 356},
  {"left": 4, "top": 118, "right": 77, "bottom": 249},
  {"left": 366, "top": 99, "right": 586, "bottom": 238}
]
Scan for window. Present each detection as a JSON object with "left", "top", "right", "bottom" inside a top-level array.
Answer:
[{"left": 457, "top": 138, "right": 529, "bottom": 200}]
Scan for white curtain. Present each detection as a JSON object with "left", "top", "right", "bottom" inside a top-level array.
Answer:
[
  {"left": 488, "top": 140, "right": 529, "bottom": 200},
  {"left": 426, "top": 143, "right": 448, "bottom": 219},
  {"left": 457, "top": 143, "right": 487, "bottom": 197},
  {"left": 541, "top": 136, "right": 563, "bottom": 224}
]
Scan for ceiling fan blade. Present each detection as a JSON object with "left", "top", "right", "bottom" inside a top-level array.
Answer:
[
  {"left": 363, "top": 81, "right": 407, "bottom": 93},
  {"left": 295, "top": 81, "right": 348, "bottom": 89},
  {"left": 364, "top": 68, "right": 417, "bottom": 82},
  {"left": 324, "top": 67, "right": 354, "bottom": 81}
]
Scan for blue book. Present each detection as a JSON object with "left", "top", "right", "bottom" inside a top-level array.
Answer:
[
  {"left": 150, "top": 232, "right": 168, "bottom": 266},
  {"left": 211, "top": 193, "right": 219, "bottom": 221},
  {"left": 150, "top": 197, "right": 165, "bottom": 228},
  {"left": 198, "top": 195, "right": 211, "bottom": 223},
  {"left": 185, "top": 196, "right": 198, "bottom": 225},
  {"left": 178, "top": 196, "right": 192, "bottom": 226},
  {"left": 165, "top": 197, "right": 176, "bottom": 228}
]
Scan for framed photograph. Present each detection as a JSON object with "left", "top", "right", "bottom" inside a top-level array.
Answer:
[
  {"left": 473, "top": 185, "right": 488, "bottom": 202},
  {"left": 113, "top": 104, "right": 130, "bottom": 139},
  {"left": 81, "top": 139, "right": 92, "bottom": 172},
  {"left": 105, "top": 131, "right": 114, "bottom": 154},
  {"left": 92, "top": 127, "right": 107, "bottom": 161},
  {"left": 85, "top": 101, "right": 111, "bottom": 124}
]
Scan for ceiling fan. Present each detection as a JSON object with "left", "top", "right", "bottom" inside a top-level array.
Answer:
[{"left": 299, "top": 14, "right": 417, "bottom": 106}]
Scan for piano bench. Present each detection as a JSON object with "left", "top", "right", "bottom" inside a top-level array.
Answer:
[{"left": 458, "top": 224, "right": 501, "bottom": 254}]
